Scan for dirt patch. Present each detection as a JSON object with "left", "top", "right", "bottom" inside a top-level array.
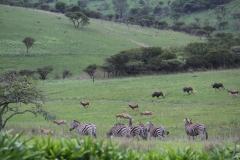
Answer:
[{"left": 129, "top": 39, "right": 149, "bottom": 47}]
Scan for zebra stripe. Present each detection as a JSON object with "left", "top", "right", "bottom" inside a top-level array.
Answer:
[
  {"left": 184, "top": 118, "right": 208, "bottom": 140},
  {"left": 107, "top": 123, "right": 130, "bottom": 138},
  {"left": 147, "top": 122, "right": 169, "bottom": 140},
  {"left": 69, "top": 120, "right": 96, "bottom": 138},
  {"left": 128, "top": 118, "right": 147, "bottom": 140}
]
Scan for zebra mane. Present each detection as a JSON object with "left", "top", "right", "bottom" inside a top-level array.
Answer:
[{"left": 73, "top": 120, "right": 80, "bottom": 124}]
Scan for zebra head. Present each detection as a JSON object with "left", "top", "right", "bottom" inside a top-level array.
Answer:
[
  {"left": 147, "top": 122, "right": 154, "bottom": 132},
  {"left": 69, "top": 120, "right": 80, "bottom": 131}
]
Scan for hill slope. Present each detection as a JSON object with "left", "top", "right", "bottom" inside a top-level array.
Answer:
[{"left": 0, "top": 5, "right": 202, "bottom": 76}]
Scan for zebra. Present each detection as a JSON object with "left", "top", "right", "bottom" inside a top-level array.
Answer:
[
  {"left": 138, "top": 123, "right": 148, "bottom": 140},
  {"left": 69, "top": 120, "right": 96, "bottom": 138},
  {"left": 184, "top": 118, "right": 208, "bottom": 140},
  {"left": 128, "top": 118, "right": 147, "bottom": 140},
  {"left": 106, "top": 123, "right": 131, "bottom": 138},
  {"left": 147, "top": 122, "right": 169, "bottom": 141}
]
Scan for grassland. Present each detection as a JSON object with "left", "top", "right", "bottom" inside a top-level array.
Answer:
[
  {"left": 4, "top": 69, "right": 240, "bottom": 152},
  {"left": 0, "top": 5, "right": 203, "bottom": 76}
]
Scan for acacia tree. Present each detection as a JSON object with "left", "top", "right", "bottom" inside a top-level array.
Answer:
[
  {"left": 22, "top": 37, "right": 35, "bottom": 53},
  {"left": 65, "top": 12, "right": 90, "bottom": 28},
  {"left": 83, "top": 64, "right": 97, "bottom": 83},
  {"left": 36, "top": 65, "right": 54, "bottom": 80},
  {"left": 112, "top": 0, "right": 129, "bottom": 18},
  {"left": 0, "top": 71, "right": 55, "bottom": 131}
]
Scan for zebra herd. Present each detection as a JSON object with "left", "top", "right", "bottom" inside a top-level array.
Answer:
[{"left": 69, "top": 118, "right": 208, "bottom": 141}]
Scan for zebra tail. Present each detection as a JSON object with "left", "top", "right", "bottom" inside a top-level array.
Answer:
[{"left": 205, "top": 128, "right": 208, "bottom": 140}]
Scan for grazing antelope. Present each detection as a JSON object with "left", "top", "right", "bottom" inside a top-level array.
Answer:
[
  {"left": 141, "top": 111, "right": 153, "bottom": 116},
  {"left": 53, "top": 120, "right": 67, "bottom": 126},
  {"left": 184, "top": 118, "right": 208, "bottom": 140},
  {"left": 219, "top": 126, "right": 229, "bottom": 130},
  {"left": 128, "top": 104, "right": 138, "bottom": 110},
  {"left": 69, "top": 120, "right": 96, "bottom": 138},
  {"left": 227, "top": 89, "right": 239, "bottom": 95},
  {"left": 40, "top": 128, "right": 54, "bottom": 135},
  {"left": 80, "top": 101, "right": 89, "bottom": 108},
  {"left": 115, "top": 113, "right": 131, "bottom": 119}
]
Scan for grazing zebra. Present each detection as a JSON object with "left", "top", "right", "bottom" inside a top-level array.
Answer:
[
  {"left": 147, "top": 122, "right": 169, "bottom": 141},
  {"left": 138, "top": 123, "right": 148, "bottom": 140},
  {"left": 69, "top": 120, "right": 96, "bottom": 138},
  {"left": 106, "top": 123, "right": 131, "bottom": 138},
  {"left": 184, "top": 118, "right": 208, "bottom": 140},
  {"left": 128, "top": 118, "right": 146, "bottom": 140}
]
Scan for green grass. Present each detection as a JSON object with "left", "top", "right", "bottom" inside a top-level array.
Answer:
[
  {"left": 4, "top": 69, "right": 240, "bottom": 152},
  {"left": 0, "top": 5, "right": 202, "bottom": 76}
]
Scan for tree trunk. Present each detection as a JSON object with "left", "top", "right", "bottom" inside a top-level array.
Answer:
[{"left": 0, "top": 116, "right": 3, "bottom": 132}]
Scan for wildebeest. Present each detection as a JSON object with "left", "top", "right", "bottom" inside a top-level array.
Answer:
[
  {"left": 141, "top": 111, "right": 153, "bottom": 116},
  {"left": 128, "top": 104, "right": 139, "bottom": 110},
  {"left": 80, "top": 101, "right": 89, "bottom": 108},
  {"left": 40, "top": 128, "right": 54, "bottom": 135},
  {"left": 53, "top": 120, "right": 67, "bottom": 126},
  {"left": 69, "top": 120, "right": 96, "bottom": 138},
  {"left": 227, "top": 89, "right": 239, "bottom": 95},
  {"left": 184, "top": 118, "right": 208, "bottom": 140},
  {"left": 152, "top": 92, "right": 165, "bottom": 98},
  {"left": 115, "top": 113, "right": 131, "bottom": 119},
  {"left": 183, "top": 87, "right": 195, "bottom": 94},
  {"left": 219, "top": 126, "right": 229, "bottom": 130},
  {"left": 147, "top": 122, "right": 169, "bottom": 141},
  {"left": 212, "top": 83, "right": 225, "bottom": 91}
]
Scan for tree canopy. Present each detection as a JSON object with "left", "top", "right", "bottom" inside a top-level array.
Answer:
[
  {"left": 0, "top": 71, "right": 55, "bottom": 131},
  {"left": 22, "top": 37, "right": 35, "bottom": 53}
]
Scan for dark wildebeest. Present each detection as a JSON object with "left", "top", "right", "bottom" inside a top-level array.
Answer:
[
  {"left": 152, "top": 92, "right": 165, "bottom": 98},
  {"left": 227, "top": 89, "right": 239, "bottom": 95},
  {"left": 80, "top": 101, "right": 89, "bottom": 108},
  {"left": 212, "top": 83, "right": 225, "bottom": 91},
  {"left": 183, "top": 87, "right": 195, "bottom": 94},
  {"left": 128, "top": 104, "right": 139, "bottom": 110}
]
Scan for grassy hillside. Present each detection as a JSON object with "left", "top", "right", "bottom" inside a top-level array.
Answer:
[
  {"left": 4, "top": 69, "right": 240, "bottom": 151},
  {"left": 0, "top": 5, "right": 202, "bottom": 76}
]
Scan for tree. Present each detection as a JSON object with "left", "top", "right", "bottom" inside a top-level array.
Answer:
[
  {"left": 55, "top": 2, "right": 66, "bottom": 13},
  {"left": 112, "top": 0, "right": 129, "bottom": 18},
  {"left": 83, "top": 64, "right": 97, "bottom": 83},
  {"left": 202, "top": 26, "right": 216, "bottom": 37},
  {"left": 36, "top": 65, "right": 54, "bottom": 80},
  {"left": 62, "top": 69, "right": 72, "bottom": 79},
  {"left": 22, "top": 37, "right": 35, "bottom": 53},
  {"left": 0, "top": 71, "right": 55, "bottom": 131},
  {"left": 65, "top": 12, "right": 89, "bottom": 28},
  {"left": 196, "top": 29, "right": 207, "bottom": 39}
]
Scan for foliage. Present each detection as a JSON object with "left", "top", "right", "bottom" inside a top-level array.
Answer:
[
  {"left": 55, "top": 2, "right": 66, "bottom": 13},
  {"left": 83, "top": 64, "right": 97, "bottom": 83},
  {"left": 65, "top": 12, "right": 90, "bottom": 28},
  {"left": 36, "top": 65, "right": 54, "bottom": 80},
  {"left": 0, "top": 72, "right": 54, "bottom": 131},
  {"left": 22, "top": 37, "right": 35, "bottom": 53},
  {"left": 1, "top": 131, "right": 240, "bottom": 159},
  {"left": 62, "top": 69, "right": 72, "bottom": 79},
  {"left": 112, "top": 0, "right": 129, "bottom": 18}
]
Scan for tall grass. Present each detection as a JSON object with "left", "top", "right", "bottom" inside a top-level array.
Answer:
[{"left": 4, "top": 69, "right": 240, "bottom": 152}]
